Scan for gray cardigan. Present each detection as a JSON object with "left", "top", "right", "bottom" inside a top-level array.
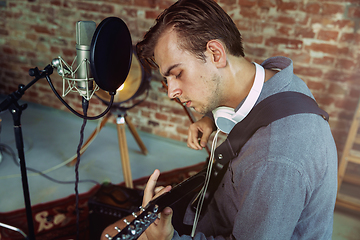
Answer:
[{"left": 174, "top": 57, "right": 338, "bottom": 240}]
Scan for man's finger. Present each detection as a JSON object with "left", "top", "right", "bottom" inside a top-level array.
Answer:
[
  {"left": 153, "top": 185, "right": 171, "bottom": 200},
  {"left": 157, "top": 207, "right": 174, "bottom": 239},
  {"left": 143, "top": 169, "right": 160, "bottom": 206},
  {"left": 187, "top": 128, "right": 202, "bottom": 150},
  {"left": 200, "top": 127, "right": 212, "bottom": 147}
]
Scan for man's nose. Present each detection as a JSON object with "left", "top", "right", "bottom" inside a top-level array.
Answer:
[{"left": 167, "top": 80, "right": 182, "bottom": 99}]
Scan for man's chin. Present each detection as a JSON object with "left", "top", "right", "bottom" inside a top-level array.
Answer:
[{"left": 192, "top": 107, "right": 208, "bottom": 115}]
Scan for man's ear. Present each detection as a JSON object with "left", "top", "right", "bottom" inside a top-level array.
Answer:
[{"left": 206, "top": 40, "right": 227, "bottom": 68}]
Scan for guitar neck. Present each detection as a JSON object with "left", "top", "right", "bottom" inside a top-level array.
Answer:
[{"left": 111, "top": 169, "right": 207, "bottom": 240}]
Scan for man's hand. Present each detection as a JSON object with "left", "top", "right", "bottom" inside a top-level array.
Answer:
[
  {"left": 142, "top": 169, "right": 174, "bottom": 240},
  {"left": 188, "top": 116, "right": 216, "bottom": 150},
  {"left": 101, "top": 170, "right": 174, "bottom": 240}
]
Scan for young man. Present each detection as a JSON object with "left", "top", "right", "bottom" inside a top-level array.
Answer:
[{"left": 102, "top": 0, "right": 338, "bottom": 239}]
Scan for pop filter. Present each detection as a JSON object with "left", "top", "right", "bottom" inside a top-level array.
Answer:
[{"left": 90, "top": 17, "right": 132, "bottom": 93}]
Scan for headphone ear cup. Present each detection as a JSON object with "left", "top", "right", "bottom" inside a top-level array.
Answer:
[{"left": 212, "top": 107, "right": 237, "bottom": 134}]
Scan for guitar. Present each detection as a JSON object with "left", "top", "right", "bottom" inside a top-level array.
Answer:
[{"left": 104, "top": 169, "right": 206, "bottom": 240}]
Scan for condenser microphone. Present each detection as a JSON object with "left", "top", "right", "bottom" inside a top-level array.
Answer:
[
  {"left": 48, "top": 17, "right": 132, "bottom": 119},
  {"left": 76, "top": 21, "right": 96, "bottom": 99},
  {"left": 50, "top": 21, "right": 99, "bottom": 101}
]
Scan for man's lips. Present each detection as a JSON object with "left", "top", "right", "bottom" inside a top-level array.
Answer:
[{"left": 182, "top": 101, "right": 191, "bottom": 107}]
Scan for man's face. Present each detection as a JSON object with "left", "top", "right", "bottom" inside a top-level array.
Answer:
[{"left": 154, "top": 29, "right": 225, "bottom": 114}]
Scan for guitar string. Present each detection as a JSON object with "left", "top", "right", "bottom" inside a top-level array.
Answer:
[{"left": 191, "top": 129, "right": 221, "bottom": 237}]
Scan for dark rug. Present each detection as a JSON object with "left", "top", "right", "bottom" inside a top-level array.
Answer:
[{"left": 0, "top": 162, "right": 205, "bottom": 240}]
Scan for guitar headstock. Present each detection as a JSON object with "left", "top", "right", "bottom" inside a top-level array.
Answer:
[{"left": 104, "top": 203, "right": 160, "bottom": 240}]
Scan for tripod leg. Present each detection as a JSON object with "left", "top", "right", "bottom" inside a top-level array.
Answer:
[
  {"left": 116, "top": 115, "right": 133, "bottom": 188},
  {"left": 124, "top": 115, "right": 148, "bottom": 155}
]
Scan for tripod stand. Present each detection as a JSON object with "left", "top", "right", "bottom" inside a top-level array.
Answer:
[
  {"left": 0, "top": 65, "right": 55, "bottom": 240},
  {"left": 67, "top": 106, "right": 147, "bottom": 189}
]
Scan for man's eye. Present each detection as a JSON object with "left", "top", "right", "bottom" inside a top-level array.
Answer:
[
  {"left": 163, "top": 78, "right": 168, "bottom": 86},
  {"left": 176, "top": 71, "right": 182, "bottom": 79}
]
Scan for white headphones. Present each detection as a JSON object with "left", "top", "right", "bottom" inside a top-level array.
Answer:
[{"left": 212, "top": 62, "right": 265, "bottom": 134}]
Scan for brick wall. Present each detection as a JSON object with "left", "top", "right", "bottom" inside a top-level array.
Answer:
[{"left": 0, "top": 0, "right": 360, "bottom": 161}]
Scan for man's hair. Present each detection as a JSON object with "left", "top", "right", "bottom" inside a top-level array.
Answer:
[{"left": 136, "top": 0, "right": 244, "bottom": 69}]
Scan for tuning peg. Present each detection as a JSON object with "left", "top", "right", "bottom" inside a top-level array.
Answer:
[
  {"left": 104, "top": 233, "right": 112, "bottom": 240},
  {"left": 123, "top": 219, "right": 130, "bottom": 225},
  {"left": 115, "top": 226, "right": 121, "bottom": 232},
  {"left": 132, "top": 212, "right": 138, "bottom": 218}
]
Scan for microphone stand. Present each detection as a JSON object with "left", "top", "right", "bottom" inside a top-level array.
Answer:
[{"left": 0, "top": 65, "right": 54, "bottom": 240}]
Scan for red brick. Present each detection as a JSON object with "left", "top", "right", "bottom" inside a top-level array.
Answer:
[
  {"left": 26, "top": 52, "right": 37, "bottom": 59},
  {"left": 304, "top": 3, "right": 321, "bottom": 14},
  {"left": 291, "top": 52, "right": 311, "bottom": 64},
  {"left": 313, "top": 56, "right": 335, "bottom": 66},
  {"left": 26, "top": 33, "right": 37, "bottom": 41},
  {"left": 322, "top": 3, "right": 345, "bottom": 15},
  {"left": 138, "top": 100, "right": 157, "bottom": 110},
  {"left": 272, "top": 16, "right": 296, "bottom": 25},
  {"left": 146, "top": 10, "right": 162, "bottom": 19},
  {"left": 317, "top": 30, "right": 339, "bottom": 41},
  {"left": 240, "top": 6, "right": 259, "bottom": 18},
  {"left": 103, "top": 0, "right": 132, "bottom": 4},
  {"left": 347, "top": 6, "right": 360, "bottom": 19},
  {"left": 62, "top": 48, "right": 75, "bottom": 57},
  {"left": 159, "top": 1, "right": 177, "bottom": 9},
  {"left": 155, "top": 112, "right": 168, "bottom": 121},
  {"left": 75, "top": 2, "right": 114, "bottom": 14},
  {"left": 265, "top": 37, "right": 303, "bottom": 50},
  {"left": 3, "top": 46, "right": 16, "bottom": 54},
  {"left": 323, "top": 70, "right": 347, "bottom": 82},
  {"left": 124, "top": 8, "right": 138, "bottom": 18},
  {"left": 277, "top": 25, "right": 293, "bottom": 36},
  {"left": 294, "top": 66, "right": 323, "bottom": 78},
  {"left": 0, "top": 28, "right": 9, "bottom": 36},
  {"left": 337, "top": 47, "right": 351, "bottom": 57},
  {"left": 258, "top": 0, "right": 276, "bottom": 9},
  {"left": 242, "top": 34, "right": 263, "bottom": 44},
  {"left": 169, "top": 117, "right": 183, "bottom": 124},
  {"left": 295, "top": 26, "right": 315, "bottom": 38},
  {"left": 277, "top": 2, "right": 298, "bottom": 12},
  {"left": 50, "top": 46, "right": 60, "bottom": 55},
  {"left": 339, "top": 32, "right": 356, "bottom": 43},
  {"left": 238, "top": 0, "right": 257, "bottom": 7},
  {"left": 31, "top": 25, "right": 54, "bottom": 35},
  {"left": 50, "top": 0, "right": 62, "bottom": 6},
  {"left": 334, "top": 97, "right": 358, "bottom": 112},
  {"left": 307, "top": 80, "right": 326, "bottom": 91},
  {"left": 314, "top": 95, "right": 336, "bottom": 106},
  {"left": 328, "top": 82, "right": 347, "bottom": 95},
  {"left": 304, "top": 43, "right": 338, "bottom": 55},
  {"left": 310, "top": 16, "right": 354, "bottom": 29},
  {"left": 335, "top": 58, "right": 357, "bottom": 70},
  {"left": 220, "top": 0, "right": 237, "bottom": 5},
  {"left": 349, "top": 87, "right": 360, "bottom": 99},
  {"left": 176, "top": 126, "right": 188, "bottom": 135},
  {"left": 141, "top": 110, "right": 151, "bottom": 118},
  {"left": 134, "top": 0, "right": 157, "bottom": 8},
  {"left": 244, "top": 44, "right": 267, "bottom": 57}
]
